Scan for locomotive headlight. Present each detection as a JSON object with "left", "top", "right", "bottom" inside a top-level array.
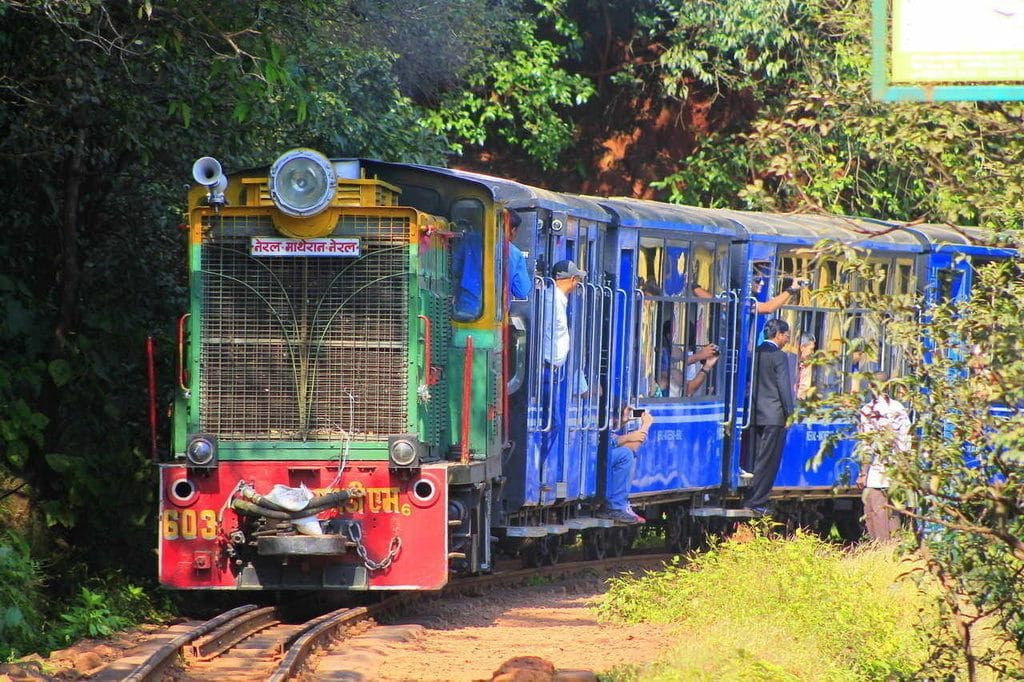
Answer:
[
  {"left": 185, "top": 434, "right": 218, "bottom": 468},
  {"left": 269, "top": 149, "right": 336, "bottom": 218},
  {"left": 388, "top": 435, "right": 421, "bottom": 468}
]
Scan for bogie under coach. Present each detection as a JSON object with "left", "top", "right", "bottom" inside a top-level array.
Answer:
[{"left": 157, "top": 150, "right": 1010, "bottom": 590}]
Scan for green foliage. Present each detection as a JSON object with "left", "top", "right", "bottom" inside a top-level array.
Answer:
[
  {"left": 0, "top": 532, "right": 45, "bottom": 660},
  {"left": 598, "top": 527, "right": 936, "bottom": 680},
  {"left": 792, "top": 250, "right": 1024, "bottom": 678},
  {"left": 53, "top": 587, "right": 129, "bottom": 643},
  {"left": 658, "top": 0, "right": 805, "bottom": 100},
  {"left": 651, "top": 0, "right": 1024, "bottom": 228},
  {"left": 422, "top": 11, "right": 595, "bottom": 169},
  {"left": 0, "top": 0, "right": 458, "bottom": 583}
]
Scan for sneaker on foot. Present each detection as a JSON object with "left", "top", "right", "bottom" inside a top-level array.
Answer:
[
  {"left": 600, "top": 508, "right": 641, "bottom": 524},
  {"left": 739, "top": 468, "right": 754, "bottom": 480},
  {"left": 625, "top": 506, "right": 646, "bottom": 523}
]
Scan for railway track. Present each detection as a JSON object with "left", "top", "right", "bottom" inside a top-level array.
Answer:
[{"left": 89, "top": 551, "right": 674, "bottom": 681}]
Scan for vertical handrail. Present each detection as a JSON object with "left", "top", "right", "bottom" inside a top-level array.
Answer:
[
  {"left": 564, "top": 279, "right": 588, "bottom": 494},
  {"left": 630, "top": 289, "right": 644, "bottom": 407},
  {"left": 719, "top": 290, "right": 740, "bottom": 426},
  {"left": 738, "top": 297, "right": 759, "bottom": 430},
  {"left": 598, "top": 286, "right": 615, "bottom": 432},
  {"left": 538, "top": 278, "right": 556, "bottom": 433},
  {"left": 612, "top": 288, "right": 628, "bottom": 427},
  {"left": 569, "top": 280, "right": 585, "bottom": 432},
  {"left": 177, "top": 313, "right": 191, "bottom": 392},
  {"left": 460, "top": 335, "right": 474, "bottom": 464},
  {"left": 581, "top": 282, "right": 602, "bottom": 432},
  {"left": 527, "top": 277, "right": 543, "bottom": 431}
]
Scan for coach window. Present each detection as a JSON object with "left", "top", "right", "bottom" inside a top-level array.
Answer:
[
  {"left": 451, "top": 198, "right": 485, "bottom": 322},
  {"left": 894, "top": 257, "right": 914, "bottom": 296},
  {"left": 637, "top": 237, "right": 665, "bottom": 397}
]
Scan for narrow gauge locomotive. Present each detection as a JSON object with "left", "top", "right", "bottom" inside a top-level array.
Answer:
[{"left": 157, "top": 149, "right": 1010, "bottom": 590}]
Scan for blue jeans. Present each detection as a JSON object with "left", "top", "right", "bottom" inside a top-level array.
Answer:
[
  {"left": 541, "top": 363, "right": 566, "bottom": 461},
  {"left": 605, "top": 445, "right": 635, "bottom": 511}
]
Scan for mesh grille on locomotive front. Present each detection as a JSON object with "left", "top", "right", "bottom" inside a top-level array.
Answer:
[{"left": 197, "top": 213, "right": 412, "bottom": 441}]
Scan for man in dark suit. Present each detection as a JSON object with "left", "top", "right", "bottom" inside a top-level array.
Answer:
[{"left": 745, "top": 318, "right": 795, "bottom": 513}]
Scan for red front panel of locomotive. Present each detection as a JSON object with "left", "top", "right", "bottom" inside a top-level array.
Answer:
[{"left": 158, "top": 462, "right": 449, "bottom": 590}]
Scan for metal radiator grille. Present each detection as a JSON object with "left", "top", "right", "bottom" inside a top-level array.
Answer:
[{"left": 199, "top": 215, "right": 410, "bottom": 441}]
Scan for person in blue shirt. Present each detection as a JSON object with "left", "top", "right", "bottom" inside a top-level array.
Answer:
[
  {"left": 507, "top": 211, "right": 532, "bottom": 300},
  {"left": 452, "top": 220, "right": 483, "bottom": 321}
]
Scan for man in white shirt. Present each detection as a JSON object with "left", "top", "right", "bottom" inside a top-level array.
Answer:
[
  {"left": 541, "top": 260, "right": 583, "bottom": 366},
  {"left": 856, "top": 371, "right": 909, "bottom": 542},
  {"left": 539, "top": 260, "right": 585, "bottom": 460}
]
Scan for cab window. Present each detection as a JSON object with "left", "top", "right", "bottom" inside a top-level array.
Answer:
[{"left": 451, "top": 198, "right": 485, "bottom": 321}]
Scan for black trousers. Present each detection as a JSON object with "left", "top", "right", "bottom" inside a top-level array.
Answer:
[{"left": 744, "top": 424, "right": 787, "bottom": 508}]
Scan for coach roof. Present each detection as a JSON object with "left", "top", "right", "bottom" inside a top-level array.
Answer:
[{"left": 597, "top": 197, "right": 743, "bottom": 238}]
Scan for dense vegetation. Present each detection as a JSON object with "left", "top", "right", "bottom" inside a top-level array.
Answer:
[
  {"left": 598, "top": 526, "right": 1015, "bottom": 680},
  {"left": 1, "top": 0, "right": 1022, "bottom": 675}
]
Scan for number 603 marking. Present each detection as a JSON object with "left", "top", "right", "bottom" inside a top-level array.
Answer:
[{"left": 162, "top": 509, "right": 217, "bottom": 540}]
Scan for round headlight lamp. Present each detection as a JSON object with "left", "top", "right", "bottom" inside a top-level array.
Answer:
[
  {"left": 390, "top": 438, "right": 418, "bottom": 467},
  {"left": 185, "top": 435, "right": 217, "bottom": 467},
  {"left": 269, "top": 149, "right": 336, "bottom": 218}
]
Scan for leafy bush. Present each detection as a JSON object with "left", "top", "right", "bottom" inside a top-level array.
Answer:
[
  {"left": 597, "top": 525, "right": 936, "bottom": 680},
  {"left": 51, "top": 577, "right": 171, "bottom": 646},
  {"left": 0, "top": 531, "right": 45, "bottom": 660}
]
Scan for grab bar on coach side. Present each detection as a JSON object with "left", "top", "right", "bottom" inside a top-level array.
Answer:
[
  {"left": 597, "top": 285, "right": 614, "bottom": 432},
  {"left": 629, "top": 288, "right": 644, "bottom": 409},
  {"left": 719, "top": 290, "right": 740, "bottom": 426},
  {"left": 582, "top": 282, "right": 603, "bottom": 432},
  {"left": 506, "top": 315, "right": 528, "bottom": 395},
  {"left": 738, "top": 296, "right": 759, "bottom": 430},
  {"left": 611, "top": 288, "right": 628, "bottom": 427},
  {"left": 540, "top": 277, "right": 558, "bottom": 433}
]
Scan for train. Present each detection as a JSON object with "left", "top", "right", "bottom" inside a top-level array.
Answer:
[{"left": 156, "top": 148, "right": 1012, "bottom": 590}]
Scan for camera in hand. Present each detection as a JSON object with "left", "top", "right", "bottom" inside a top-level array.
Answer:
[{"left": 631, "top": 408, "right": 646, "bottom": 418}]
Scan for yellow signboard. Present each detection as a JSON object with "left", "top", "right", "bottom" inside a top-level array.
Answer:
[
  {"left": 873, "top": 0, "right": 1024, "bottom": 101},
  {"left": 892, "top": 0, "right": 1024, "bottom": 83}
]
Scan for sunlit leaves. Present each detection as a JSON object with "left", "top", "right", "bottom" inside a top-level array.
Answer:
[{"left": 422, "top": 17, "right": 595, "bottom": 170}]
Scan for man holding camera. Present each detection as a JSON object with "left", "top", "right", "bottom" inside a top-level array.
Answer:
[
  {"left": 684, "top": 343, "right": 720, "bottom": 396},
  {"left": 598, "top": 407, "right": 655, "bottom": 524},
  {"left": 692, "top": 275, "right": 809, "bottom": 315},
  {"left": 752, "top": 275, "right": 810, "bottom": 314}
]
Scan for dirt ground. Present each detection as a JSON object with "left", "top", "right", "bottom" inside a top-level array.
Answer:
[
  {"left": 327, "top": 574, "right": 675, "bottom": 682},
  {"left": 1, "top": 571, "right": 672, "bottom": 682}
]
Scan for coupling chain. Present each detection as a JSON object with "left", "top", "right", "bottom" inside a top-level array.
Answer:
[{"left": 347, "top": 523, "right": 402, "bottom": 571}]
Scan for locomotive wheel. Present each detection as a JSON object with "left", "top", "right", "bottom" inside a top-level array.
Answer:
[
  {"left": 582, "top": 528, "right": 607, "bottom": 560},
  {"left": 607, "top": 527, "right": 626, "bottom": 558}
]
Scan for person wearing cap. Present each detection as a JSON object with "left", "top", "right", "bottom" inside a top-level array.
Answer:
[
  {"left": 507, "top": 211, "right": 531, "bottom": 301},
  {"left": 542, "top": 259, "right": 586, "bottom": 368}
]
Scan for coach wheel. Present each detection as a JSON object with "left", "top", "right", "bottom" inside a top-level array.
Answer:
[
  {"left": 545, "top": 535, "right": 561, "bottom": 566},
  {"left": 665, "top": 507, "right": 687, "bottom": 553},
  {"left": 608, "top": 527, "right": 626, "bottom": 558},
  {"left": 582, "top": 528, "right": 606, "bottom": 560},
  {"left": 522, "top": 538, "right": 547, "bottom": 569},
  {"left": 690, "top": 517, "right": 710, "bottom": 551}
]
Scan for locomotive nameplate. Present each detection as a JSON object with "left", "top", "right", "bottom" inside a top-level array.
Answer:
[{"left": 250, "top": 236, "right": 360, "bottom": 256}]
